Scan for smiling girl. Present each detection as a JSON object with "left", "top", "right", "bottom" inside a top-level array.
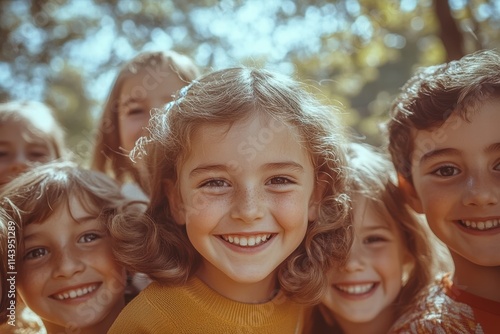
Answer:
[
  {"left": 0, "top": 161, "right": 144, "bottom": 334},
  {"left": 107, "top": 67, "right": 352, "bottom": 333},
  {"left": 303, "top": 143, "right": 450, "bottom": 334}
]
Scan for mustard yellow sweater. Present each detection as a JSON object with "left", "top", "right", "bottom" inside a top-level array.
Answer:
[{"left": 108, "top": 276, "right": 304, "bottom": 333}]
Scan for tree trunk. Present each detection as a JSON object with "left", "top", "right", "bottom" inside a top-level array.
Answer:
[{"left": 434, "top": 0, "right": 465, "bottom": 61}]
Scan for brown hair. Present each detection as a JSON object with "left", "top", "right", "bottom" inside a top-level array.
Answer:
[
  {"left": 0, "top": 161, "right": 145, "bottom": 266},
  {"left": 109, "top": 67, "right": 352, "bottom": 304},
  {"left": 386, "top": 49, "right": 500, "bottom": 183},
  {"left": 91, "top": 50, "right": 200, "bottom": 185},
  {"left": 304, "top": 143, "right": 448, "bottom": 333}
]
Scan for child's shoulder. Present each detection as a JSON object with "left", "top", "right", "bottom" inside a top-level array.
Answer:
[{"left": 390, "top": 273, "right": 497, "bottom": 333}]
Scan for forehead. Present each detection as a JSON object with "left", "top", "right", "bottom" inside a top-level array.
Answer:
[
  {"left": 410, "top": 97, "right": 500, "bottom": 162},
  {"left": 179, "top": 113, "right": 310, "bottom": 170},
  {"left": 352, "top": 195, "right": 395, "bottom": 230},
  {"left": 0, "top": 120, "right": 54, "bottom": 145}
]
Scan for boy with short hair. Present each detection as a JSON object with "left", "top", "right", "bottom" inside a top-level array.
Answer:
[{"left": 386, "top": 49, "right": 500, "bottom": 333}]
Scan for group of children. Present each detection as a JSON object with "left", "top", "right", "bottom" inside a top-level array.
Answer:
[{"left": 0, "top": 48, "right": 498, "bottom": 333}]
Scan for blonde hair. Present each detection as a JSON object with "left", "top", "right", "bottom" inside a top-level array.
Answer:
[
  {"left": 305, "top": 143, "right": 447, "bottom": 333},
  {"left": 109, "top": 67, "right": 351, "bottom": 304},
  {"left": 0, "top": 100, "right": 66, "bottom": 159},
  {"left": 91, "top": 50, "right": 200, "bottom": 185}
]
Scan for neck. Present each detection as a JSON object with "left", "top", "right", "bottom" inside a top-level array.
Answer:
[
  {"left": 451, "top": 252, "right": 500, "bottom": 302},
  {"left": 335, "top": 305, "right": 397, "bottom": 334},
  {"left": 196, "top": 264, "right": 278, "bottom": 303}
]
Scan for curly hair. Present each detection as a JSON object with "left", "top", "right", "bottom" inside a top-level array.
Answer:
[
  {"left": 385, "top": 49, "right": 500, "bottom": 183},
  {"left": 109, "top": 67, "right": 352, "bottom": 304},
  {"left": 91, "top": 50, "right": 201, "bottom": 186}
]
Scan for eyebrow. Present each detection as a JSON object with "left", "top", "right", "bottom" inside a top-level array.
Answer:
[
  {"left": 119, "top": 97, "right": 141, "bottom": 107},
  {"left": 23, "top": 216, "right": 98, "bottom": 241},
  {"left": 189, "top": 161, "right": 304, "bottom": 177},
  {"left": 486, "top": 142, "right": 500, "bottom": 154},
  {"left": 419, "top": 148, "right": 460, "bottom": 166},
  {"left": 362, "top": 225, "right": 391, "bottom": 232},
  {"left": 419, "top": 143, "right": 500, "bottom": 166}
]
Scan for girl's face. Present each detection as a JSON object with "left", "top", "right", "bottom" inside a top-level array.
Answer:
[
  {"left": 0, "top": 120, "right": 57, "bottom": 188},
  {"left": 321, "top": 196, "right": 408, "bottom": 330},
  {"left": 18, "top": 195, "right": 126, "bottom": 333},
  {"left": 167, "top": 113, "right": 322, "bottom": 303},
  {"left": 117, "top": 65, "right": 186, "bottom": 152}
]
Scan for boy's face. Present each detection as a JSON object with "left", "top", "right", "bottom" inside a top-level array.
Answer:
[
  {"left": 0, "top": 120, "right": 57, "bottom": 187},
  {"left": 117, "top": 66, "right": 186, "bottom": 152},
  {"left": 407, "top": 97, "right": 500, "bottom": 267},
  {"left": 18, "top": 196, "right": 126, "bottom": 332}
]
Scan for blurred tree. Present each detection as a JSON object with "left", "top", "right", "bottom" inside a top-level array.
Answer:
[{"left": 0, "top": 0, "right": 499, "bottom": 158}]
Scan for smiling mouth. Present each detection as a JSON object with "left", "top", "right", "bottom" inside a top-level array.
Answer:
[
  {"left": 459, "top": 219, "right": 500, "bottom": 231},
  {"left": 334, "top": 283, "right": 376, "bottom": 295},
  {"left": 51, "top": 283, "right": 100, "bottom": 301},
  {"left": 221, "top": 234, "right": 273, "bottom": 247}
]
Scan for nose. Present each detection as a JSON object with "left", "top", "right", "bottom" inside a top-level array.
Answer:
[
  {"left": 462, "top": 173, "right": 499, "bottom": 207},
  {"left": 9, "top": 152, "right": 29, "bottom": 174},
  {"left": 341, "top": 240, "right": 365, "bottom": 273},
  {"left": 52, "top": 249, "right": 86, "bottom": 279},
  {"left": 230, "top": 186, "right": 265, "bottom": 223}
]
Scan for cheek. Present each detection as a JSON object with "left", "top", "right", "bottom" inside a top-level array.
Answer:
[
  {"left": 18, "top": 265, "right": 46, "bottom": 302},
  {"left": 118, "top": 119, "right": 143, "bottom": 150}
]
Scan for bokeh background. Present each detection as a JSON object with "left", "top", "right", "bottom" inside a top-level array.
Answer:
[{"left": 1, "top": 0, "right": 499, "bottom": 165}]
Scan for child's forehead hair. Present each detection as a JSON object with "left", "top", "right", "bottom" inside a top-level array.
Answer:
[
  {"left": 29, "top": 194, "right": 96, "bottom": 226},
  {"left": 121, "top": 50, "right": 199, "bottom": 82}
]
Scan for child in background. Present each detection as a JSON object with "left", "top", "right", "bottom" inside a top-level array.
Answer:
[
  {"left": 108, "top": 67, "right": 352, "bottom": 333},
  {"left": 303, "top": 143, "right": 449, "bottom": 334},
  {"left": 0, "top": 100, "right": 66, "bottom": 189},
  {"left": 0, "top": 100, "right": 67, "bottom": 333},
  {"left": 387, "top": 49, "right": 500, "bottom": 333},
  {"left": 91, "top": 50, "right": 200, "bottom": 192},
  {"left": 0, "top": 161, "right": 145, "bottom": 334}
]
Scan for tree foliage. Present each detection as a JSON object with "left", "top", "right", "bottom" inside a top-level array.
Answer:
[{"left": 1, "top": 0, "right": 499, "bottom": 161}]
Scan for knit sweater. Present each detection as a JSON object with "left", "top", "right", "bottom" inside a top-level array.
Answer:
[{"left": 108, "top": 276, "right": 304, "bottom": 333}]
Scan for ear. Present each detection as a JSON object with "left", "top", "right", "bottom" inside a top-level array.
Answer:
[
  {"left": 397, "top": 173, "right": 423, "bottom": 214},
  {"left": 308, "top": 173, "right": 328, "bottom": 221},
  {"left": 163, "top": 179, "right": 186, "bottom": 225}
]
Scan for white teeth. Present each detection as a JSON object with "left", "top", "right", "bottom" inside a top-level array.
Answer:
[
  {"left": 54, "top": 284, "right": 98, "bottom": 300},
  {"left": 461, "top": 219, "right": 500, "bottom": 231},
  {"left": 336, "top": 283, "right": 374, "bottom": 295},
  {"left": 222, "top": 234, "right": 272, "bottom": 247}
]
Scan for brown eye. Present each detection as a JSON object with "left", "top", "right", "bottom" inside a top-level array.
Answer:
[
  {"left": 433, "top": 166, "right": 460, "bottom": 177},
  {"left": 25, "top": 248, "right": 48, "bottom": 260},
  {"left": 78, "top": 233, "right": 100, "bottom": 243}
]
